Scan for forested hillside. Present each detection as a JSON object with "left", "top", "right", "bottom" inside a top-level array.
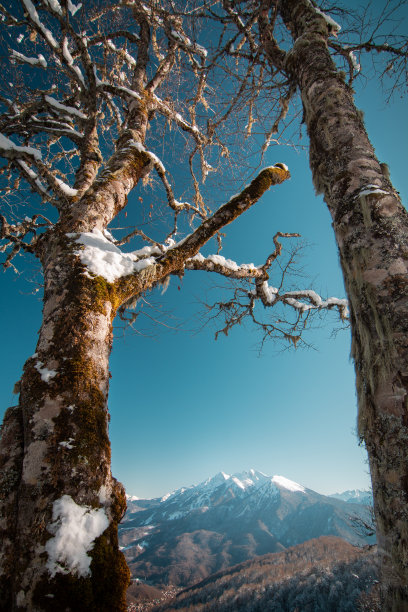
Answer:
[{"left": 142, "top": 537, "right": 379, "bottom": 612}]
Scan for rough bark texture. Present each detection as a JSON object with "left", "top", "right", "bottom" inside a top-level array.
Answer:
[
  {"left": 278, "top": 1, "right": 408, "bottom": 608},
  {"left": 0, "top": 229, "right": 130, "bottom": 611}
]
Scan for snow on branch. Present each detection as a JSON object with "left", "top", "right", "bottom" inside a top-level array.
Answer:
[
  {"left": 131, "top": 141, "right": 204, "bottom": 218},
  {"left": 185, "top": 252, "right": 261, "bottom": 279},
  {"left": 0, "top": 132, "right": 79, "bottom": 204},
  {"left": 10, "top": 49, "right": 47, "bottom": 68},
  {"left": 67, "top": 0, "right": 82, "bottom": 16},
  {"left": 68, "top": 229, "right": 161, "bottom": 284},
  {"left": 16, "top": 160, "right": 48, "bottom": 197},
  {"left": 1, "top": 213, "right": 53, "bottom": 269},
  {"left": 68, "top": 166, "right": 290, "bottom": 301},
  {"left": 186, "top": 229, "right": 348, "bottom": 347},
  {"left": 153, "top": 94, "right": 206, "bottom": 145},
  {"left": 0, "top": 133, "right": 42, "bottom": 162},
  {"left": 307, "top": 0, "right": 341, "bottom": 36},
  {"left": 21, "top": 0, "right": 58, "bottom": 49},
  {"left": 171, "top": 165, "right": 290, "bottom": 255},
  {"left": 44, "top": 95, "right": 87, "bottom": 120},
  {"left": 169, "top": 28, "right": 208, "bottom": 60},
  {"left": 265, "top": 287, "right": 349, "bottom": 320}
]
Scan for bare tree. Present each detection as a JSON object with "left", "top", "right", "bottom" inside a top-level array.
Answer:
[
  {"left": 0, "top": 1, "right": 348, "bottom": 610},
  {"left": 204, "top": 0, "right": 408, "bottom": 607}
]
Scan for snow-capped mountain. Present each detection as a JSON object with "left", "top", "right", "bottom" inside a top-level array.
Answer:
[
  {"left": 119, "top": 470, "right": 375, "bottom": 587},
  {"left": 329, "top": 489, "right": 373, "bottom": 505}
]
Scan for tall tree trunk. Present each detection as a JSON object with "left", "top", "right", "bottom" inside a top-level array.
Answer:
[
  {"left": 276, "top": 1, "right": 408, "bottom": 608},
  {"left": 0, "top": 229, "right": 129, "bottom": 611}
]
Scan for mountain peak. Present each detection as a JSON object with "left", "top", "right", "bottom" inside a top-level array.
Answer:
[
  {"left": 201, "top": 471, "right": 231, "bottom": 488},
  {"left": 120, "top": 470, "right": 375, "bottom": 589}
]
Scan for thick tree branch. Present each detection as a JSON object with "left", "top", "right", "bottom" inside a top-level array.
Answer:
[{"left": 157, "top": 164, "right": 290, "bottom": 270}]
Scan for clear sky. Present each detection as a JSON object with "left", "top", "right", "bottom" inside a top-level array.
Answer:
[{"left": 1, "top": 22, "right": 407, "bottom": 501}]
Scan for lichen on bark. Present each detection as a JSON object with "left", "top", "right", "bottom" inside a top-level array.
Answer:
[
  {"left": 277, "top": 0, "right": 408, "bottom": 607},
  {"left": 0, "top": 232, "right": 130, "bottom": 611}
]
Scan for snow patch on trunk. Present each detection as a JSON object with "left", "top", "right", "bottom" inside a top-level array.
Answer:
[
  {"left": 35, "top": 361, "right": 57, "bottom": 383},
  {"left": 46, "top": 495, "right": 109, "bottom": 577},
  {"left": 69, "top": 229, "right": 156, "bottom": 283}
]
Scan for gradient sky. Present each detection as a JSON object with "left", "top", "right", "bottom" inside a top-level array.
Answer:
[{"left": 1, "top": 24, "right": 407, "bottom": 501}]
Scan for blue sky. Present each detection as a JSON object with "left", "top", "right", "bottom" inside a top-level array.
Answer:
[{"left": 1, "top": 29, "right": 407, "bottom": 501}]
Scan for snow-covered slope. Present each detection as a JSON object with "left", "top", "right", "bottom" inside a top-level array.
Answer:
[{"left": 125, "top": 469, "right": 309, "bottom": 525}]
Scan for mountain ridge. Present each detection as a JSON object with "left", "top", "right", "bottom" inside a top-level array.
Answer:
[
  {"left": 120, "top": 469, "right": 375, "bottom": 587},
  {"left": 126, "top": 469, "right": 371, "bottom": 505}
]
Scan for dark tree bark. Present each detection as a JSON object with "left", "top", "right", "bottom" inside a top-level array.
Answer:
[
  {"left": 0, "top": 230, "right": 131, "bottom": 611},
  {"left": 273, "top": 1, "right": 408, "bottom": 608}
]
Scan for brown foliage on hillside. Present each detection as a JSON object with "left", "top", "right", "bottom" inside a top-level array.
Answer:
[{"left": 147, "top": 537, "right": 378, "bottom": 612}]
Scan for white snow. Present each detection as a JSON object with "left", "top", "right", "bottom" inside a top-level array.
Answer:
[
  {"left": 231, "top": 476, "right": 246, "bottom": 490},
  {"left": 0, "top": 133, "right": 42, "bottom": 161},
  {"left": 69, "top": 229, "right": 157, "bottom": 283},
  {"left": 207, "top": 254, "right": 239, "bottom": 271},
  {"left": 194, "top": 43, "right": 208, "bottom": 58},
  {"left": 111, "top": 85, "right": 141, "bottom": 101},
  {"left": 103, "top": 229, "right": 115, "bottom": 241},
  {"left": 44, "top": 0, "right": 63, "bottom": 15},
  {"left": 358, "top": 184, "right": 389, "bottom": 197},
  {"left": 142, "top": 514, "right": 154, "bottom": 525},
  {"left": 309, "top": 2, "right": 341, "bottom": 34},
  {"left": 55, "top": 177, "right": 78, "bottom": 197},
  {"left": 146, "top": 150, "right": 166, "bottom": 173},
  {"left": 167, "top": 511, "right": 184, "bottom": 520},
  {"left": 21, "top": 0, "right": 58, "bottom": 48},
  {"left": 259, "top": 281, "right": 278, "bottom": 305},
  {"left": 62, "top": 38, "right": 85, "bottom": 85},
  {"left": 59, "top": 438, "right": 75, "bottom": 449},
  {"left": 170, "top": 29, "right": 208, "bottom": 57},
  {"left": 45, "top": 95, "right": 87, "bottom": 119},
  {"left": 62, "top": 38, "right": 74, "bottom": 65},
  {"left": 17, "top": 160, "right": 48, "bottom": 195},
  {"left": 129, "top": 140, "right": 145, "bottom": 152},
  {"left": 189, "top": 253, "right": 256, "bottom": 273},
  {"left": 11, "top": 50, "right": 47, "bottom": 68},
  {"left": 202, "top": 160, "right": 214, "bottom": 177},
  {"left": 171, "top": 29, "right": 191, "bottom": 46},
  {"left": 126, "top": 494, "right": 139, "bottom": 502},
  {"left": 46, "top": 495, "right": 109, "bottom": 577},
  {"left": 348, "top": 50, "right": 361, "bottom": 73},
  {"left": 35, "top": 361, "right": 57, "bottom": 383},
  {"left": 67, "top": 0, "right": 82, "bottom": 15},
  {"left": 18, "top": 160, "right": 40, "bottom": 180},
  {"left": 106, "top": 40, "right": 136, "bottom": 66},
  {"left": 272, "top": 475, "right": 305, "bottom": 493},
  {"left": 283, "top": 290, "right": 349, "bottom": 315}
]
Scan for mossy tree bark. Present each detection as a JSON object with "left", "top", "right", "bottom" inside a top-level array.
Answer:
[
  {"left": 276, "top": 0, "right": 408, "bottom": 608},
  {"left": 0, "top": 229, "right": 130, "bottom": 612}
]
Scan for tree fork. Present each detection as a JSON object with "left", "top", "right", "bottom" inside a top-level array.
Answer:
[{"left": 275, "top": 0, "right": 408, "bottom": 607}]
